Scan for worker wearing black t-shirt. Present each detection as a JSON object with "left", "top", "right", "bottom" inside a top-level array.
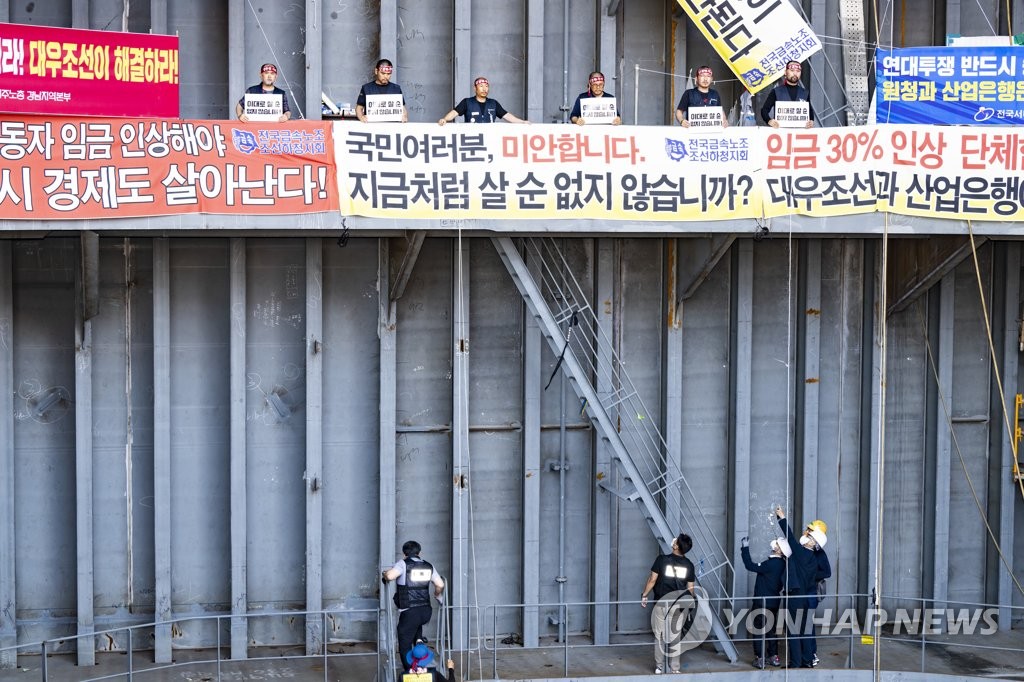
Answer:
[
  {"left": 675, "top": 66, "right": 728, "bottom": 128},
  {"left": 641, "top": 533, "right": 696, "bottom": 675},
  {"left": 761, "top": 60, "right": 816, "bottom": 128}
]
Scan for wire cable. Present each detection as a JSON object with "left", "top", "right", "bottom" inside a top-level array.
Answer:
[
  {"left": 244, "top": 0, "right": 305, "bottom": 119},
  {"left": 871, "top": 213, "right": 890, "bottom": 682},
  {"left": 913, "top": 292, "right": 1024, "bottom": 600},
  {"left": 964, "top": 221, "right": 1024, "bottom": 506}
]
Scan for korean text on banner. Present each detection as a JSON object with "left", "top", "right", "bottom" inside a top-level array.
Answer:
[
  {"left": 0, "top": 22, "right": 179, "bottom": 117},
  {"left": 674, "top": 0, "right": 822, "bottom": 94},
  {"left": 336, "top": 123, "right": 762, "bottom": 221},
  {"left": 876, "top": 47, "right": 1024, "bottom": 125},
  {"left": 0, "top": 117, "right": 339, "bottom": 220}
]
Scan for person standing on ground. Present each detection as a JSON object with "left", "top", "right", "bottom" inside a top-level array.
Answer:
[
  {"left": 640, "top": 533, "right": 696, "bottom": 675},
  {"left": 383, "top": 540, "right": 445, "bottom": 671},
  {"left": 741, "top": 535, "right": 788, "bottom": 669}
]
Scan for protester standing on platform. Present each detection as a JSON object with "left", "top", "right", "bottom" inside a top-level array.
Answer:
[
  {"left": 675, "top": 66, "right": 728, "bottom": 127},
  {"left": 761, "top": 60, "right": 816, "bottom": 128},
  {"left": 235, "top": 63, "right": 292, "bottom": 123},
  {"left": 356, "top": 59, "right": 407, "bottom": 122},
  {"left": 438, "top": 76, "right": 528, "bottom": 124},
  {"left": 570, "top": 71, "right": 621, "bottom": 125}
]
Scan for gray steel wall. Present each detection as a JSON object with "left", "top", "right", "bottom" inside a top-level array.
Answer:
[{"left": 1, "top": 0, "right": 1023, "bottom": 665}]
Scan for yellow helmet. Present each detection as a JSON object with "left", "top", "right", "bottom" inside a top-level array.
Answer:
[{"left": 807, "top": 519, "right": 828, "bottom": 535}]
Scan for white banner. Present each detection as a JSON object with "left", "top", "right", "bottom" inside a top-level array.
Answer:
[
  {"left": 580, "top": 97, "right": 618, "bottom": 125},
  {"left": 365, "top": 93, "right": 404, "bottom": 122}
]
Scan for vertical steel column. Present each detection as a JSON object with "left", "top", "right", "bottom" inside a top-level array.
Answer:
[
  {"left": 665, "top": 239, "right": 684, "bottom": 530},
  {"left": 380, "top": 0, "right": 398, "bottom": 65},
  {"left": 305, "top": 0, "right": 323, "bottom": 119},
  {"left": 864, "top": 239, "right": 887, "bottom": 632},
  {"left": 150, "top": 0, "right": 168, "bottom": 33},
  {"left": 801, "top": 240, "right": 822, "bottom": 519},
  {"left": 451, "top": 238, "right": 471, "bottom": 651},
  {"left": 0, "top": 242, "right": 15, "bottom": 669},
  {"left": 997, "top": 243, "right": 1020, "bottom": 630},
  {"left": 305, "top": 239, "right": 324, "bottom": 654},
  {"left": 931, "top": 274, "right": 955, "bottom": 631},
  {"left": 378, "top": 239, "right": 398, "bottom": 679},
  {"left": 809, "top": 0, "right": 827, "bottom": 125},
  {"left": 228, "top": 0, "right": 245, "bottom": 121},
  {"left": 526, "top": 0, "right": 545, "bottom": 123},
  {"left": 522, "top": 252, "right": 542, "bottom": 648},
  {"left": 153, "top": 239, "right": 172, "bottom": 664},
  {"left": 72, "top": 1, "right": 89, "bottom": 28},
  {"left": 946, "top": 0, "right": 961, "bottom": 41},
  {"left": 598, "top": 2, "right": 617, "bottom": 117},
  {"left": 229, "top": 238, "right": 248, "bottom": 659},
  {"left": 75, "top": 244, "right": 96, "bottom": 668},
  {"left": 730, "top": 240, "right": 753, "bottom": 590},
  {"left": 591, "top": 239, "right": 614, "bottom": 645},
  {"left": 453, "top": 0, "right": 471, "bottom": 99}
]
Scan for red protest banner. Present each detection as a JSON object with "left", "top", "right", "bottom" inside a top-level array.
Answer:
[
  {"left": 0, "top": 22, "right": 179, "bottom": 117},
  {"left": 0, "top": 117, "right": 340, "bottom": 220}
]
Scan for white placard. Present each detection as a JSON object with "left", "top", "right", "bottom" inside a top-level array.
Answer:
[
  {"left": 244, "top": 94, "right": 283, "bottom": 122},
  {"left": 687, "top": 106, "right": 724, "bottom": 131},
  {"left": 775, "top": 101, "right": 809, "bottom": 128},
  {"left": 580, "top": 97, "right": 617, "bottom": 125},
  {"left": 365, "top": 93, "right": 405, "bottom": 122}
]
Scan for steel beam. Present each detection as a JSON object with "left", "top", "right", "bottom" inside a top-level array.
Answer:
[
  {"left": 864, "top": 239, "right": 887, "bottom": 631},
  {"left": 377, "top": 238, "right": 399, "bottom": 678},
  {"left": 451, "top": 238, "right": 471, "bottom": 651},
  {"left": 665, "top": 239, "right": 684, "bottom": 531},
  {"left": 800, "top": 240, "right": 822, "bottom": 521},
  {"left": 390, "top": 232, "right": 426, "bottom": 303},
  {"left": 305, "top": 239, "right": 324, "bottom": 654},
  {"left": 592, "top": 238, "right": 614, "bottom": 645},
  {"left": 229, "top": 238, "right": 248, "bottom": 659},
  {"left": 0, "top": 242, "right": 14, "bottom": 669},
  {"left": 305, "top": 0, "right": 323, "bottom": 119},
  {"left": 380, "top": 0, "right": 398, "bottom": 70},
  {"left": 522, "top": 250, "right": 542, "bottom": 648},
  {"left": 931, "top": 274, "right": 954, "bottom": 631},
  {"left": 680, "top": 235, "right": 735, "bottom": 302},
  {"left": 453, "top": 0, "right": 471, "bottom": 97},
  {"left": 228, "top": 0, "right": 245, "bottom": 121},
  {"left": 150, "top": 0, "right": 168, "bottom": 34},
  {"left": 730, "top": 240, "right": 753, "bottom": 594},
  {"left": 997, "top": 243, "right": 1020, "bottom": 630},
  {"left": 526, "top": 0, "right": 545, "bottom": 123},
  {"left": 153, "top": 239, "right": 172, "bottom": 663},
  {"left": 888, "top": 238, "right": 988, "bottom": 316},
  {"left": 75, "top": 248, "right": 95, "bottom": 667}
]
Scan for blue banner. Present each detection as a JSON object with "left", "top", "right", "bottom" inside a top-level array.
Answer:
[{"left": 876, "top": 47, "right": 1024, "bottom": 125}]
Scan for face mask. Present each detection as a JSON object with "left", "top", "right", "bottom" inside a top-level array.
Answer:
[{"left": 799, "top": 535, "right": 813, "bottom": 548}]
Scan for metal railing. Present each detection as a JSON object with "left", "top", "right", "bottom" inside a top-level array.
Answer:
[{"left": 3, "top": 594, "right": 1021, "bottom": 681}]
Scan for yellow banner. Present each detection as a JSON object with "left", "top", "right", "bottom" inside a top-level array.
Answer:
[{"left": 674, "top": 0, "right": 822, "bottom": 94}]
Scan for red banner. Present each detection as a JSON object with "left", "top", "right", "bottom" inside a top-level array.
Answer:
[
  {"left": 0, "top": 117, "right": 339, "bottom": 220},
  {"left": 0, "top": 22, "right": 179, "bottom": 117}
]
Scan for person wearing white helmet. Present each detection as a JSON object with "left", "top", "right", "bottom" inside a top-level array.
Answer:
[
  {"left": 740, "top": 535, "right": 789, "bottom": 669},
  {"left": 775, "top": 506, "right": 823, "bottom": 668},
  {"left": 803, "top": 519, "right": 831, "bottom": 667}
]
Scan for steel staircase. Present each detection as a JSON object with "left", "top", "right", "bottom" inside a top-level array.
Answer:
[{"left": 492, "top": 236, "right": 739, "bottom": 662}]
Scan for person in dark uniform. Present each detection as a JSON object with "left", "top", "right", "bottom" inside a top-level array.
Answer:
[
  {"left": 438, "top": 77, "right": 528, "bottom": 124},
  {"left": 383, "top": 540, "right": 445, "bottom": 671},
  {"left": 640, "top": 533, "right": 696, "bottom": 675},
  {"left": 741, "top": 535, "right": 789, "bottom": 669},
  {"left": 356, "top": 58, "right": 407, "bottom": 122},
  {"left": 803, "top": 519, "right": 831, "bottom": 667},
  {"left": 760, "top": 60, "right": 816, "bottom": 128},
  {"left": 402, "top": 640, "right": 457, "bottom": 681},
  {"left": 675, "top": 66, "right": 728, "bottom": 127},
  {"left": 235, "top": 63, "right": 292, "bottom": 123},
  {"left": 775, "top": 506, "right": 824, "bottom": 668},
  {"left": 569, "top": 71, "right": 621, "bottom": 125}
]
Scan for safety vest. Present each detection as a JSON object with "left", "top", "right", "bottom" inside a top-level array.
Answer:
[
  {"left": 397, "top": 558, "right": 433, "bottom": 609},
  {"left": 772, "top": 82, "right": 808, "bottom": 103}
]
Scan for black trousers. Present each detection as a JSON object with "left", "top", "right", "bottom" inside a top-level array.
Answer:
[
  {"left": 751, "top": 605, "right": 780, "bottom": 659},
  {"left": 397, "top": 605, "right": 433, "bottom": 669}
]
